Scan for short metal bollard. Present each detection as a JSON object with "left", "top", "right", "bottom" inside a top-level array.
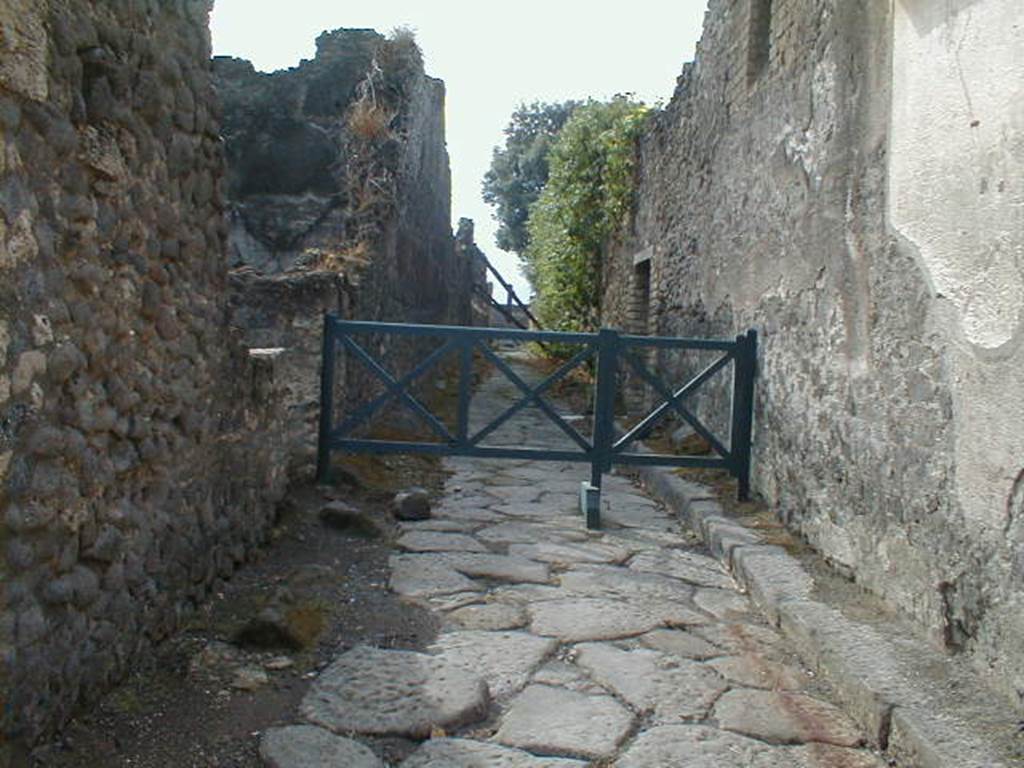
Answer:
[{"left": 579, "top": 482, "right": 601, "bottom": 530}]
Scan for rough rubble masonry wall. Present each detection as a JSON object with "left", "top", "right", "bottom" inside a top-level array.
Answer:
[
  {"left": 0, "top": 0, "right": 290, "bottom": 743},
  {"left": 603, "top": 0, "right": 1024, "bottom": 703}
]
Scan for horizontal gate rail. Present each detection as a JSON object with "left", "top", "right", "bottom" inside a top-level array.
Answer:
[
  {"left": 321, "top": 318, "right": 597, "bottom": 344},
  {"left": 317, "top": 316, "right": 758, "bottom": 528}
]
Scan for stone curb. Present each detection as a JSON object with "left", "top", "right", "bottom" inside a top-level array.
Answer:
[{"left": 635, "top": 464, "right": 1022, "bottom": 768}]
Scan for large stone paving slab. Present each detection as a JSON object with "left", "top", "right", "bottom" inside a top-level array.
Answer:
[
  {"left": 441, "top": 487, "right": 500, "bottom": 503},
  {"left": 752, "top": 744, "right": 889, "bottom": 768},
  {"left": 558, "top": 564, "right": 700, "bottom": 605},
  {"left": 639, "top": 628, "right": 724, "bottom": 660},
  {"left": 575, "top": 643, "right": 727, "bottom": 721},
  {"left": 434, "top": 505, "right": 507, "bottom": 523},
  {"left": 447, "top": 601, "right": 528, "bottom": 630},
  {"left": 608, "top": 528, "right": 694, "bottom": 551},
  {"left": 484, "top": 484, "right": 546, "bottom": 504},
  {"left": 447, "top": 552, "right": 552, "bottom": 584},
  {"left": 614, "top": 725, "right": 776, "bottom": 767},
  {"left": 430, "top": 592, "right": 487, "bottom": 611},
  {"left": 391, "top": 552, "right": 550, "bottom": 594},
  {"left": 708, "top": 654, "right": 809, "bottom": 690},
  {"left": 397, "top": 530, "right": 490, "bottom": 553},
  {"left": 693, "top": 621, "right": 786, "bottom": 656},
  {"left": 300, "top": 646, "right": 489, "bottom": 739},
  {"left": 489, "top": 584, "right": 567, "bottom": 606},
  {"left": 401, "top": 738, "right": 586, "bottom": 767},
  {"left": 532, "top": 478, "right": 593, "bottom": 495},
  {"left": 509, "top": 539, "right": 633, "bottom": 565},
  {"left": 529, "top": 597, "right": 702, "bottom": 641},
  {"left": 714, "top": 689, "right": 864, "bottom": 747},
  {"left": 389, "top": 554, "right": 482, "bottom": 598},
  {"left": 430, "top": 630, "right": 557, "bottom": 698},
  {"left": 260, "top": 725, "right": 385, "bottom": 768},
  {"left": 477, "top": 521, "right": 587, "bottom": 546},
  {"left": 490, "top": 500, "right": 575, "bottom": 519},
  {"left": 629, "top": 549, "right": 736, "bottom": 589},
  {"left": 495, "top": 684, "right": 634, "bottom": 760},
  {"left": 400, "top": 518, "right": 478, "bottom": 533},
  {"left": 610, "top": 493, "right": 659, "bottom": 512},
  {"left": 531, "top": 661, "right": 607, "bottom": 694},
  {"left": 494, "top": 464, "right": 575, "bottom": 481},
  {"left": 693, "top": 587, "right": 754, "bottom": 619},
  {"left": 601, "top": 502, "right": 674, "bottom": 530}
]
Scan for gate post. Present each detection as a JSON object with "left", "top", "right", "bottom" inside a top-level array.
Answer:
[
  {"left": 456, "top": 336, "right": 473, "bottom": 447},
  {"left": 584, "top": 328, "right": 619, "bottom": 529},
  {"left": 316, "top": 314, "right": 337, "bottom": 484},
  {"left": 730, "top": 329, "right": 758, "bottom": 501}
]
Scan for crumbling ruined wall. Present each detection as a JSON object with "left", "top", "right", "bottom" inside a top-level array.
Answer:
[
  {"left": 227, "top": 270, "right": 352, "bottom": 474},
  {"left": 604, "top": 0, "right": 1024, "bottom": 703},
  {"left": 214, "top": 31, "right": 379, "bottom": 275},
  {"left": 215, "top": 29, "right": 478, "bottom": 469},
  {"left": 215, "top": 29, "right": 475, "bottom": 327},
  {"left": 0, "top": 0, "right": 290, "bottom": 744}
]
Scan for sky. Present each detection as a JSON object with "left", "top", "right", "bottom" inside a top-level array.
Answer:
[{"left": 209, "top": 1, "right": 709, "bottom": 300}]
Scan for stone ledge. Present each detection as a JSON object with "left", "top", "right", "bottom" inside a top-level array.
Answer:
[{"left": 634, "top": 463, "right": 1024, "bottom": 768}]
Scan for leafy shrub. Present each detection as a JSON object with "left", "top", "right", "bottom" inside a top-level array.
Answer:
[{"left": 525, "top": 96, "right": 649, "bottom": 337}]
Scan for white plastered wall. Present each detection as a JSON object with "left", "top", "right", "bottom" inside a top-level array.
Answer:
[{"left": 890, "top": 0, "right": 1024, "bottom": 533}]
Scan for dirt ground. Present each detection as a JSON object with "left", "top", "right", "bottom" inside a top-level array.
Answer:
[{"left": 23, "top": 453, "right": 449, "bottom": 768}]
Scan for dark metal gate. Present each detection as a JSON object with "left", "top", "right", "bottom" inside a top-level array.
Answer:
[{"left": 316, "top": 317, "right": 757, "bottom": 529}]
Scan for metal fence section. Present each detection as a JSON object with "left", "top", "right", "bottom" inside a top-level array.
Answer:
[{"left": 317, "top": 317, "right": 757, "bottom": 529}]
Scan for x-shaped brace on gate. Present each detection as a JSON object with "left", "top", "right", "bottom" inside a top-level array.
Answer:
[
  {"left": 616, "top": 349, "right": 734, "bottom": 460},
  {"left": 333, "top": 335, "right": 455, "bottom": 443},
  {"left": 472, "top": 343, "right": 594, "bottom": 452}
]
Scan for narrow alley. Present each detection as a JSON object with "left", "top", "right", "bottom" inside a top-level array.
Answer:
[{"left": 262, "top": 351, "right": 887, "bottom": 767}]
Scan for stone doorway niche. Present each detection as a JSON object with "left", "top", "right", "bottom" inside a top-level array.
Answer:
[{"left": 625, "top": 247, "right": 653, "bottom": 414}]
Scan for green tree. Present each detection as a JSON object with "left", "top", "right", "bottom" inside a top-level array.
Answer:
[
  {"left": 482, "top": 101, "right": 580, "bottom": 256},
  {"left": 525, "top": 96, "right": 649, "bottom": 336}
]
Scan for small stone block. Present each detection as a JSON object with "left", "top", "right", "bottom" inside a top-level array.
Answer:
[{"left": 392, "top": 488, "right": 431, "bottom": 521}]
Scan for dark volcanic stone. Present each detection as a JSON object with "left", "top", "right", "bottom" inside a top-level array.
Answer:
[{"left": 390, "top": 488, "right": 431, "bottom": 521}]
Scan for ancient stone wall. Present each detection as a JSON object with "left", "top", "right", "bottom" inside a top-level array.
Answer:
[
  {"left": 604, "top": 0, "right": 1024, "bottom": 703},
  {"left": 227, "top": 271, "right": 351, "bottom": 475},
  {"left": 216, "top": 30, "right": 479, "bottom": 471},
  {"left": 215, "top": 29, "right": 475, "bottom": 328},
  {"left": 0, "top": 7, "right": 483, "bottom": 747},
  {"left": 0, "top": 0, "right": 291, "bottom": 744}
]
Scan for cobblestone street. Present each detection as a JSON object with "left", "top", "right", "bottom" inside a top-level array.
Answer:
[{"left": 261, "top": 355, "right": 887, "bottom": 767}]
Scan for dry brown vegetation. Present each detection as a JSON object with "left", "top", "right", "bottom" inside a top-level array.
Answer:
[{"left": 347, "top": 98, "right": 395, "bottom": 141}]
